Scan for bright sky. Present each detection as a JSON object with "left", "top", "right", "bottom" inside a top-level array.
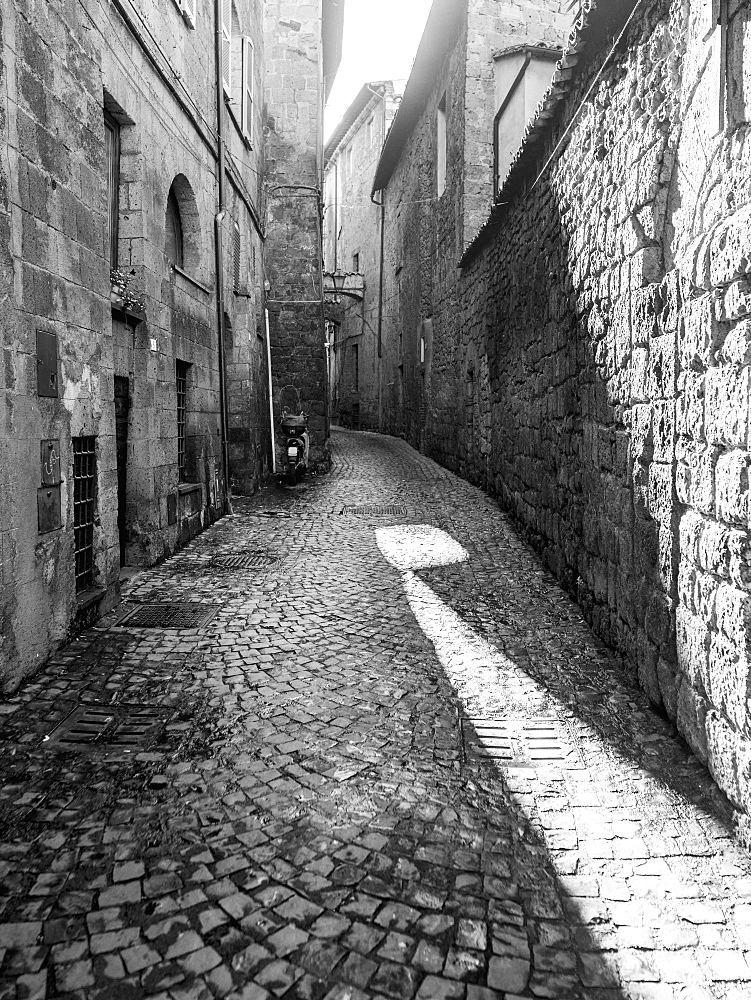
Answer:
[{"left": 324, "top": 0, "right": 434, "bottom": 141}]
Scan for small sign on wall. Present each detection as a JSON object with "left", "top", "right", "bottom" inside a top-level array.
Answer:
[
  {"left": 36, "top": 331, "right": 59, "bottom": 397},
  {"left": 38, "top": 486, "right": 62, "bottom": 533},
  {"left": 41, "top": 440, "right": 62, "bottom": 486}
]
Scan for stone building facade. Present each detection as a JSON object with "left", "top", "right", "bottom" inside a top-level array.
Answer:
[
  {"left": 372, "top": 0, "right": 571, "bottom": 456},
  {"left": 374, "top": 0, "right": 751, "bottom": 832},
  {"left": 0, "top": 0, "right": 342, "bottom": 692},
  {"left": 323, "top": 81, "right": 403, "bottom": 430},
  {"left": 264, "top": 0, "right": 344, "bottom": 470}
]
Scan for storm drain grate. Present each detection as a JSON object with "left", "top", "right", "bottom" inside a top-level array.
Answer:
[
  {"left": 43, "top": 703, "right": 168, "bottom": 753},
  {"left": 341, "top": 504, "right": 408, "bottom": 515},
  {"left": 462, "top": 717, "right": 583, "bottom": 769},
  {"left": 211, "top": 551, "right": 278, "bottom": 571},
  {"left": 118, "top": 603, "right": 220, "bottom": 629}
]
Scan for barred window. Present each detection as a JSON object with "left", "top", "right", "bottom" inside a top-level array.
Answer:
[
  {"left": 73, "top": 436, "right": 97, "bottom": 592},
  {"left": 176, "top": 360, "right": 190, "bottom": 481},
  {"left": 233, "top": 221, "right": 241, "bottom": 293}
]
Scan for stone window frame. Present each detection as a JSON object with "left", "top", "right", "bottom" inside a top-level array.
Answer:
[
  {"left": 104, "top": 111, "right": 120, "bottom": 267},
  {"left": 102, "top": 91, "right": 135, "bottom": 272},
  {"left": 436, "top": 94, "right": 447, "bottom": 197},
  {"left": 165, "top": 174, "right": 202, "bottom": 279}
]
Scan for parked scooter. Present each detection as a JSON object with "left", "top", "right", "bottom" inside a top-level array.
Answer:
[{"left": 280, "top": 410, "right": 309, "bottom": 486}]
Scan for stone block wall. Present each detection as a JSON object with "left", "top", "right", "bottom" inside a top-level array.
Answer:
[
  {"left": 379, "top": 0, "right": 569, "bottom": 462},
  {"left": 409, "top": 0, "right": 751, "bottom": 830},
  {"left": 263, "top": 0, "right": 329, "bottom": 469},
  {"left": 0, "top": 0, "right": 267, "bottom": 690},
  {"left": 323, "top": 84, "right": 402, "bottom": 431},
  {"left": 1, "top": 0, "right": 119, "bottom": 690}
]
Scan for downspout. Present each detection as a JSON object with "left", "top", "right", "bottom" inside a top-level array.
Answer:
[
  {"left": 333, "top": 159, "right": 339, "bottom": 273},
  {"left": 368, "top": 85, "right": 387, "bottom": 432},
  {"left": 265, "top": 308, "right": 276, "bottom": 474},
  {"left": 371, "top": 183, "right": 385, "bottom": 434},
  {"left": 214, "top": 0, "right": 232, "bottom": 513}
]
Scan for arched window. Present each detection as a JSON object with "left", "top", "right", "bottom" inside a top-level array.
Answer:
[
  {"left": 165, "top": 186, "right": 183, "bottom": 269},
  {"left": 165, "top": 175, "right": 200, "bottom": 276}
]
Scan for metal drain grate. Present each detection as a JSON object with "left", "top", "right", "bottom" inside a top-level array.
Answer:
[
  {"left": 341, "top": 504, "right": 408, "bottom": 515},
  {"left": 462, "top": 717, "right": 583, "bottom": 769},
  {"left": 119, "top": 603, "right": 220, "bottom": 629},
  {"left": 43, "top": 704, "right": 168, "bottom": 753},
  {"left": 211, "top": 551, "right": 278, "bottom": 571}
]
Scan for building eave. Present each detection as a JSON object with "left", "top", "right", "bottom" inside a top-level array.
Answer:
[
  {"left": 492, "top": 43, "right": 562, "bottom": 63},
  {"left": 371, "top": 0, "right": 462, "bottom": 195},
  {"left": 324, "top": 83, "right": 390, "bottom": 167},
  {"left": 323, "top": 0, "right": 346, "bottom": 102}
]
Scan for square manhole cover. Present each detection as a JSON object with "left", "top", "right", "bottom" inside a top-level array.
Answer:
[
  {"left": 43, "top": 704, "right": 169, "bottom": 754},
  {"left": 341, "top": 505, "right": 408, "bottom": 515},
  {"left": 211, "top": 551, "right": 278, "bottom": 570},
  {"left": 118, "top": 603, "right": 220, "bottom": 629},
  {"left": 462, "top": 718, "right": 583, "bottom": 769}
]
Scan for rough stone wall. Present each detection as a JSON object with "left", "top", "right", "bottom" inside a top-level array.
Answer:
[
  {"left": 379, "top": 0, "right": 569, "bottom": 463},
  {"left": 263, "top": 0, "right": 329, "bottom": 468},
  {"left": 324, "top": 86, "right": 401, "bottom": 431},
  {"left": 0, "top": 0, "right": 266, "bottom": 690},
  {"left": 222, "top": 1, "right": 269, "bottom": 497},
  {"left": 420, "top": 0, "right": 751, "bottom": 830},
  {"left": 0, "top": 2, "right": 13, "bottom": 680},
  {"left": 379, "top": 21, "right": 467, "bottom": 449},
  {"left": 0, "top": 0, "right": 118, "bottom": 690}
]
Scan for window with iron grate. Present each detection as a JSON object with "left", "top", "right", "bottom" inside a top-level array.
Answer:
[
  {"left": 73, "top": 437, "right": 97, "bottom": 592},
  {"left": 176, "top": 360, "right": 190, "bottom": 481},
  {"left": 233, "top": 221, "right": 241, "bottom": 293}
]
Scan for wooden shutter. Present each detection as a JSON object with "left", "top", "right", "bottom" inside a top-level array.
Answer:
[
  {"left": 242, "top": 36, "right": 254, "bottom": 141},
  {"left": 221, "top": 0, "right": 231, "bottom": 92}
]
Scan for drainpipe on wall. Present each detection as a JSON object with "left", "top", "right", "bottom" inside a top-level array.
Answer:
[
  {"left": 265, "top": 308, "right": 276, "bottom": 474},
  {"left": 214, "top": 0, "right": 232, "bottom": 514},
  {"left": 368, "top": 85, "right": 387, "bottom": 433}
]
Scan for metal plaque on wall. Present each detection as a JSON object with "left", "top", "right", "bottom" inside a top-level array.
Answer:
[
  {"left": 38, "top": 486, "right": 62, "bottom": 533},
  {"left": 41, "top": 440, "right": 62, "bottom": 486}
]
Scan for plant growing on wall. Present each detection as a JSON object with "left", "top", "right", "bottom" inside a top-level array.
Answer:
[{"left": 110, "top": 267, "right": 145, "bottom": 315}]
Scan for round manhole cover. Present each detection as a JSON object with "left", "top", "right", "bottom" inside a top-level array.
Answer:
[{"left": 211, "top": 551, "right": 278, "bottom": 570}]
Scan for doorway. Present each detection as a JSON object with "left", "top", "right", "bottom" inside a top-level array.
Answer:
[{"left": 114, "top": 376, "right": 130, "bottom": 565}]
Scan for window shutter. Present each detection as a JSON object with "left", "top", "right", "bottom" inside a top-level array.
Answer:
[
  {"left": 183, "top": 0, "right": 197, "bottom": 28},
  {"left": 221, "top": 0, "right": 232, "bottom": 92},
  {"left": 242, "top": 36, "right": 254, "bottom": 141}
]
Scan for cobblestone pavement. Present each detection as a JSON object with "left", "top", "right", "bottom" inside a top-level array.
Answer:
[{"left": 2, "top": 427, "right": 751, "bottom": 1000}]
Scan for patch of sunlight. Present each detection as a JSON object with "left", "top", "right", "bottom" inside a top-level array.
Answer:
[
  {"left": 375, "top": 524, "right": 469, "bottom": 572},
  {"left": 376, "top": 524, "right": 543, "bottom": 709}
]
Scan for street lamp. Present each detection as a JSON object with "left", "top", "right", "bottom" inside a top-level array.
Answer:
[{"left": 330, "top": 271, "right": 347, "bottom": 305}]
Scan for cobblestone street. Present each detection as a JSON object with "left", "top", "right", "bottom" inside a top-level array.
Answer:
[{"left": 2, "top": 428, "right": 751, "bottom": 1000}]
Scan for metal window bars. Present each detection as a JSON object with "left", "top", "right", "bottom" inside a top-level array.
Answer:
[
  {"left": 233, "top": 222, "right": 241, "bottom": 293},
  {"left": 176, "top": 361, "right": 189, "bottom": 481},
  {"left": 73, "top": 436, "right": 97, "bottom": 592}
]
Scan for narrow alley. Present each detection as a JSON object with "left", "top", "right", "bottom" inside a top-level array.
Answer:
[{"left": 1, "top": 429, "right": 749, "bottom": 1000}]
